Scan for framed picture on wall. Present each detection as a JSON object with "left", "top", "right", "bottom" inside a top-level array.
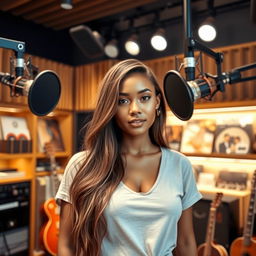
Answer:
[
  {"left": 38, "top": 118, "right": 64, "bottom": 152},
  {"left": 180, "top": 119, "right": 216, "bottom": 154},
  {"left": 213, "top": 124, "right": 253, "bottom": 154}
]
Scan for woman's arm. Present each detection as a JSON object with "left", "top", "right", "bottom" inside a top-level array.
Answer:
[
  {"left": 174, "top": 207, "right": 198, "bottom": 256},
  {"left": 58, "top": 200, "right": 74, "bottom": 256}
]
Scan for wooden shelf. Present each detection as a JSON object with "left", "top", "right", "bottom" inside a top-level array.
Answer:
[
  {"left": 0, "top": 175, "right": 32, "bottom": 184},
  {"left": 0, "top": 153, "right": 33, "bottom": 159},
  {"left": 36, "top": 152, "right": 70, "bottom": 158},
  {"left": 0, "top": 105, "right": 73, "bottom": 256}
]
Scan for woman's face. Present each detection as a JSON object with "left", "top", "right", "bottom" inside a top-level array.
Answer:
[{"left": 115, "top": 73, "right": 160, "bottom": 137}]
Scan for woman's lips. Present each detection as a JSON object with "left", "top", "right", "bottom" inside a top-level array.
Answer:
[{"left": 128, "top": 119, "right": 146, "bottom": 127}]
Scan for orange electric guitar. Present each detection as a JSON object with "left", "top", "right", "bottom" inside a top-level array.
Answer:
[
  {"left": 230, "top": 170, "right": 256, "bottom": 256},
  {"left": 197, "top": 192, "right": 228, "bottom": 256},
  {"left": 40, "top": 142, "right": 60, "bottom": 256}
]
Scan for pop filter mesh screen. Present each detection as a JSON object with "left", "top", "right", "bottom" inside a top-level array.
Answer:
[
  {"left": 28, "top": 71, "right": 61, "bottom": 116},
  {"left": 163, "top": 71, "right": 194, "bottom": 121}
]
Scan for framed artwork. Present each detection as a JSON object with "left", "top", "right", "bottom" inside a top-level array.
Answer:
[
  {"left": 38, "top": 118, "right": 64, "bottom": 152},
  {"left": 213, "top": 124, "right": 253, "bottom": 154},
  {"left": 180, "top": 119, "right": 216, "bottom": 154}
]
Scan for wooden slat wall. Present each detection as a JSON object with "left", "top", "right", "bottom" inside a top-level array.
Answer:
[
  {"left": 74, "top": 59, "right": 118, "bottom": 110},
  {"left": 144, "top": 41, "right": 256, "bottom": 105},
  {"left": 2, "top": 41, "right": 254, "bottom": 112},
  {"left": 74, "top": 41, "right": 256, "bottom": 111},
  {"left": 0, "top": 49, "right": 74, "bottom": 110}
]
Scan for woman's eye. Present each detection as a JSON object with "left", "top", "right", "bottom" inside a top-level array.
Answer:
[
  {"left": 118, "top": 98, "right": 129, "bottom": 105},
  {"left": 141, "top": 95, "right": 151, "bottom": 101}
]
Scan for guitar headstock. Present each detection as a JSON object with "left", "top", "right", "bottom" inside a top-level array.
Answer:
[{"left": 211, "top": 192, "right": 223, "bottom": 209}]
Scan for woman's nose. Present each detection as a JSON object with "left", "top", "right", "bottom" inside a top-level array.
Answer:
[{"left": 129, "top": 100, "right": 141, "bottom": 114}]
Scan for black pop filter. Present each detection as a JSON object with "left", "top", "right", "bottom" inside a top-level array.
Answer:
[
  {"left": 28, "top": 70, "right": 61, "bottom": 116},
  {"left": 163, "top": 70, "right": 194, "bottom": 121}
]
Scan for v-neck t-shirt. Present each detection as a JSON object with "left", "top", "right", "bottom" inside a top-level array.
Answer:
[{"left": 56, "top": 147, "right": 202, "bottom": 256}]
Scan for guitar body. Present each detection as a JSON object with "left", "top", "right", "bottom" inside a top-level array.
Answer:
[
  {"left": 198, "top": 242, "right": 228, "bottom": 256},
  {"left": 40, "top": 198, "right": 59, "bottom": 256},
  {"left": 40, "top": 142, "right": 60, "bottom": 255},
  {"left": 230, "top": 237, "right": 256, "bottom": 256}
]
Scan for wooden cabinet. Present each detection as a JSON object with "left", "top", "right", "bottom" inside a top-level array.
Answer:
[{"left": 0, "top": 105, "right": 73, "bottom": 255}]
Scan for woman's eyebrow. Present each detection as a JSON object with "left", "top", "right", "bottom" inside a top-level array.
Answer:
[{"left": 119, "top": 88, "right": 152, "bottom": 96}]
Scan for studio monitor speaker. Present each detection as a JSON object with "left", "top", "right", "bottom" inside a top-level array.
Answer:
[
  {"left": 69, "top": 25, "right": 105, "bottom": 59},
  {"left": 192, "top": 197, "right": 239, "bottom": 250}
]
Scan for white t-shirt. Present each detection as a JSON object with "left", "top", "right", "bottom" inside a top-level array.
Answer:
[{"left": 56, "top": 147, "right": 202, "bottom": 256}]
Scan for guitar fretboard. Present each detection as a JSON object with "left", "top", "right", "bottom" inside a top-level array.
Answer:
[
  {"left": 243, "top": 170, "right": 256, "bottom": 246},
  {"left": 203, "top": 192, "right": 223, "bottom": 256}
]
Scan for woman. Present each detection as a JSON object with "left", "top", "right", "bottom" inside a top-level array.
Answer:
[{"left": 56, "top": 59, "right": 202, "bottom": 256}]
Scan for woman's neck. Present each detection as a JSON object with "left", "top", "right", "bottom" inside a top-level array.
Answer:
[{"left": 121, "top": 134, "right": 158, "bottom": 155}]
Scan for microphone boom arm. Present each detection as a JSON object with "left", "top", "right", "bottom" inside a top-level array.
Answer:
[
  {"left": 185, "top": 37, "right": 225, "bottom": 92},
  {"left": 0, "top": 37, "right": 25, "bottom": 77},
  {"left": 228, "top": 63, "right": 256, "bottom": 84}
]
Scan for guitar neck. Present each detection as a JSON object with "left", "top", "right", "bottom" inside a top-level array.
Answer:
[
  {"left": 202, "top": 192, "right": 223, "bottom": 256},
  {"left": 204, "top": 207, "right": 217, "bottom": 256},
  {"left": 49, "top": 155, "right": 60, "bottom": 196},
  {"left": 243, "top": 170, "right": 256, "bottom": 246}
]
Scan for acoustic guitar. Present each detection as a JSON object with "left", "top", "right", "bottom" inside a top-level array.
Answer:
[
  {"left": 230, "top": 170, "right": 256, "bottom": 256},
  {"left": 40, "top": 142, "right": 60, "bottom": 256},
  {"left": 197, "top": 192, "right": 228, "bottom": 256}
]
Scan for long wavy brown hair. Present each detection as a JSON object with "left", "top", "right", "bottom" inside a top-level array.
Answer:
[{"left": 70, "top": 59, "right": 169, "bottom": 255}]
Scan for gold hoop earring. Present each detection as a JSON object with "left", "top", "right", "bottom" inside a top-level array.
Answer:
[{"left": 156, "top": 108, "right": 161, "bottom": 117}]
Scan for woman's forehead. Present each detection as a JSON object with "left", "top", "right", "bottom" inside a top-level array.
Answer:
[{"left": 119, "top": 73, "right": 154, "bottom": 92}]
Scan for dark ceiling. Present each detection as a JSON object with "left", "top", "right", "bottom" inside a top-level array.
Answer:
[
  {"left": 0, "top": 0, "right": 252, "bottom": 32},
  {"left": 0, "top": 0, "right": 254, "bottom": 66}
]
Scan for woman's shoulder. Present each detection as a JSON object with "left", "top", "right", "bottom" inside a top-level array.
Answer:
[
  {"left": 162, "top": 147, "right": 191, "bottom": 165},
  {"left": 162, "top": 147, "right": 187, "bottom": 158},
  {"left": 64, "top": 151, "right": 88, "bottom": 175},
  {"left": 68, "top": 151, "right": 87, "bottom": 165}
]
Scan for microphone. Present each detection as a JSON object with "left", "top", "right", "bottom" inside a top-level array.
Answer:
[
  {"left": 163, "top": 64, "right": 256, "bottom": 121},
  {"left": 0, "top": 70, "right": 61, "bottom": 116},
  {"left": 163, "top": 0, "right": 256, "bottom": 121},
  {"left": 0, "top": 36, "right": 61, "bottom": 116}
]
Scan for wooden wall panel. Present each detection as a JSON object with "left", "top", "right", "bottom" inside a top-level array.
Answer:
[
  {"left": 144, "top": 56, "right": 175, "bottom": 91},
  {"left": 2, "top": 41, "right": 253, "bottom": 112},
  {"left": 74, "top": 42, "right": 256, "bottom": 111},
  {"left": 145, "top": 41, "right": 256, "bottom": 107},
  {"left": 0, "top": 49, "right": 74, "bottom": 111},
  {"left": 74, "top": 59, "right": 117, "bottom": 110}
]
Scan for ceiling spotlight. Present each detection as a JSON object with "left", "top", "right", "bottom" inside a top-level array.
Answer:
[
  {"left": 125, "top": 34, "right": 140, "bottom": 56},
  {"left": 104, "top": 39, "right": 119, "bottom": 58},
  {"left": 198, "top": 17, "right": 217, "bottom": 42},
  {"left": 151, "top": 28, "right": 167, "bottom": 51},
  {"left": 60, "top": 0, "right": 73, "bottom": 10}
]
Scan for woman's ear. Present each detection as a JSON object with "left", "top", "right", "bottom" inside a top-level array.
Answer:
[{"left": 156, "top": 94, "right": 161, "bottom": 109}]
